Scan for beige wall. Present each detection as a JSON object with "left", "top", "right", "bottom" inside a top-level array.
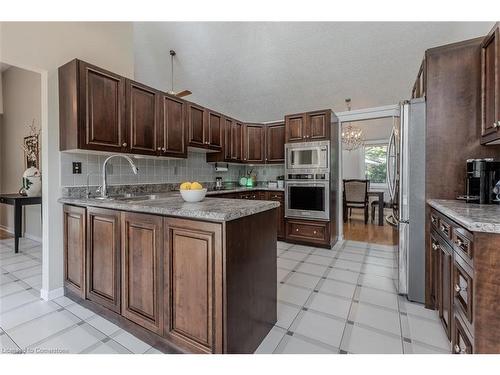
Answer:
[
  {"left": 0, "top": 22, "right": 134, "bottom": 298},
  {"left": 0, "top": 66, "right": 42, "bottom": 240}
]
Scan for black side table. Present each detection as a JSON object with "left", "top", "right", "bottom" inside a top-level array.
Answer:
[{"left": 0, "top": 194, "right": 42, "bottom": 253}]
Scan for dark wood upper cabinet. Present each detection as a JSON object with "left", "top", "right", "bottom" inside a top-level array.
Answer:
[
  {"left": 411, "top": 58, "right": 426, "bottom": 99},
  {"left": 80, "top": 62, "right": 127, "bottom": 152},
  {"left": 285, "top": 113, "right": 306, "bottom": 142},
  {"left": 207, "top": 111, "right": 223, "bottom": 150},
  {"left": 187, "top": 102, "right": 206, "bottom": 147},
  {"left": 86, "top": 207, "right": 121, "bottom": 313},
  {"left": 121, "top": 212, "right": 164, "bottom": 334},
  {"left": 243, "top": 123, "right": 265, "bottom": 163},
  {"left": 164, "top": 218, "right": 223, "bottom": 353},
  {"left": 481, "top": 23, "right": 500, "bottom": 145},
  {"left": 285, "top": 110, "right": 330, "bottom": 142},
  {"left": 160, "top": 94, "right": 187, "bottom": 157},
  {"left": 308, "top": 111, "right": 330, "bottom": 140},
  {"left": 59, "top": 59, "right": 128, "bottom": 152},
  {"left": 187, "top": 103, "right": 223, "bottom": 151},
  {"left": 126, "top": 80, "right": 160, "bottom": 156},
  {"left": 63, "top": 205, "right": 86, "bottom": 298},
  {"left": 265, "top": 122, "right": 285, "bottom": 163},
  {"left": 232, "top": 121, "right": 244, "bottom": 161}
]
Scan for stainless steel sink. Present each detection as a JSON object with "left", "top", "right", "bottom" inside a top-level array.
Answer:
[{"left": 93, "top": 194, "right": 160, "bottom": 201}]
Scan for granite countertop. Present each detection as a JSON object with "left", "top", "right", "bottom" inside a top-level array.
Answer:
[
  {"left": 59, "top": 192, "right": 280, "bottom": 222},
  {"left": 427, "top": 199, "right": 500, "bottom": 234},
  {"left": 206, "top": 187, "right": 285, "bottom": 195}
]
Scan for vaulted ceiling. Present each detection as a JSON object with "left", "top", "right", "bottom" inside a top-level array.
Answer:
[{"left": 133, "top": 22, "right": 493, "bottom": 122}]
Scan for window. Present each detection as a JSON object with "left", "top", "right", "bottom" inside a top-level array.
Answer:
[{"left": 364, "top": 144, "right": 388, "bottom": 184}]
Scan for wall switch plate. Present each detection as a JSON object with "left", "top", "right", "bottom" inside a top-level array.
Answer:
[{"left": 72, "top": 162, "right": 82, "bottom": 174}]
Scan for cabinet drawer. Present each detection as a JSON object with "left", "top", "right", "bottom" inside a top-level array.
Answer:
[
  {"left": 430, "top": 211, "right": 439, "bottom": 230},
  {"left": 286, "top": 219, "right": 329, "bottom": 245},
  {"left": 453, "top": 255, "right": 474, "bottom": 326},
  {"left": 438, "top": 217, "right": 452, "bottom": 240},
  {"left": 267, "top": 192, "right": 284, "bottom": 201},
  {"left": 452, "top": 227, "right": 474, "bottom": 264},
  {"left": 452, "top": 314, "right": 473, "bottom": 354}
]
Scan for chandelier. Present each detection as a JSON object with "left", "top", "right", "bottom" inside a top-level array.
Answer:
[{"left": 341, "top": 98, "right": 364, "bottom": 151}]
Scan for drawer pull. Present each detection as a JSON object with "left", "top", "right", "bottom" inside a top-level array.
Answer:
[
  {"left": 455, "top": 239, "right": 463, "bottom": 247},
  {"left": 295, "top": 228, "right": 299, "bottom": 232},
  {"left": 431, "top": 216, "right": 437, "bottom": 224},
  {"left": 440, "top": 224, "right": 449, "bottom": 235},
  {"left": 432, "top": 243, "right": 439, "bottom": 251},
  {"left": 454, "top": 344, "right": 466, "bottom": 354},
  {"left": 313, "top": 230, "right": 317, "bottom": 234}
]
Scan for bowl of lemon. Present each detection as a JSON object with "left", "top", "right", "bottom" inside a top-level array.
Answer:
[{"left": 179, "top": 181, "right": 207, "bottom": 202}]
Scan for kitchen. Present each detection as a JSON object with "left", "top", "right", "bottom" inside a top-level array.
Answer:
[{"left": 1, "top": 15, "right": 500, "bottom": 366}]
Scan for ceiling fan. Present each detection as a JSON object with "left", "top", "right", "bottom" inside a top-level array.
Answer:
[{"left": 167, "top": 50, "right": 192, "bottom": 98}]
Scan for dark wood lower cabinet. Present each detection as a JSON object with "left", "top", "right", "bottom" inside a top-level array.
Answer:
[
  {"left": 86, "top": 207, "right": 121, "bottom": 313},
  {"left": 63, "top": 205, "right": 86, "bottom": 298},
  {"left": 437, "top": 238, "right": 453, "bottom": 340},
  {"left": 163, "top": 218, "right": 223, "bottom": 353},
  {"left": 63, "top": 203, "right": 276, "bottom": 354},
  {"left": 121, "top": 212, "right": 164, "bottom": 334},
  {"left": 430, "top": 207, "right": 500, "bottom": 353},
  {"left": 285, "top": 218, "right": 331, "bottom": 248}
]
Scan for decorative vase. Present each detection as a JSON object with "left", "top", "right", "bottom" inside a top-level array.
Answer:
[{"left": 19, "top": 167, "right": 41, "bottom": 197}]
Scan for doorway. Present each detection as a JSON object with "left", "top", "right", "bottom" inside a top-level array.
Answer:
[
  {"left": 0, "top": 62, "right": 43, "bottom": 290},
  {"left": 336, "top": 104, "right": 399, "bottom": 246}
]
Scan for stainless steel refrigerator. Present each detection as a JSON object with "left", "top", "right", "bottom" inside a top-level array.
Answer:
[{"left": 387, "top": 98, "right": 426, "bottom": 303}]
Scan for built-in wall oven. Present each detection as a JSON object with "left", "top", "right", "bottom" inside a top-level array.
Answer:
[
  {"left": 285, "top": 173, "right": 330, "bottom": 221},
  {"left": 286, "top": 141, "right": 329, "bottom": 170}
]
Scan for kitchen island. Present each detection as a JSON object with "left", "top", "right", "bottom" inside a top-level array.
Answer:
[{"left": 59, "top": 193, "right": 279, "bottom": 354}]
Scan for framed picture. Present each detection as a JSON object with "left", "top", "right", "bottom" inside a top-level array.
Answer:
[{"left": 24, "top": 134, "right": 39, "bottom": 169}]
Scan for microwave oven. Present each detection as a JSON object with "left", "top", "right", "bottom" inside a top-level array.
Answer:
[{"left": 285, "top": 141, "right": 330, "bottom": 171}]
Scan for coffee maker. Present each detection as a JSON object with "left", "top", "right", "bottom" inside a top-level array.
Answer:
[{"left": 463, "top": 159, "right": 500, "bottom": 204}]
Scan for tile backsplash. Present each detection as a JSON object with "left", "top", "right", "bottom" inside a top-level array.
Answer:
[
  {"left": 60, "top": 151, "right": 284, "bottom": 187},
  {"left": 61, "top": 151, "right": 245, "bottom": 187}
]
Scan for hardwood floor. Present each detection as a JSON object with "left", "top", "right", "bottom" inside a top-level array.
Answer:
[
  {"left": 343, "top": 210, "right": 398, "bottom": 246},
  {"left": 0, "top": 229, "right": 13, "bottom": 240}
]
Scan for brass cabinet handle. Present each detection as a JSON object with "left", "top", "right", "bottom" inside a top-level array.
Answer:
[
  {"left": 313, "top": 230, "right": 317, "bottom": 234},
  {"left": 295, "top": 228, "right": 299, "bottom": 232},
  {"left": 122, "top": 142, "right": 128, "bottom": 147},
  {"left": 162, "top": 147, "right": 166, "bottom": 152},
  {"left": 157, "top": 147, "right": 162, "bottom": 151},
  {"left": 432, "top": 243, "right": 439, "bottom": 251},
  {"left": 454, "top": 344, "right": 466, "bottom": 354}
]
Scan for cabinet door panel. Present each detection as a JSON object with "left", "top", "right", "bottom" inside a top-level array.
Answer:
[
  {"left": 438, "top": 242, "right": 452, "bottom": 339},
  {"left": 232, "top": 122, "right": 243, "bottom": 161},
  {"left": 223, "top": 118, "right": 233, "bottom": 160},
  {"left": 79, "top": 62, "right": 126, "bottom": 152},
  {"left": 208, "top": 112, "right": 223, "bottom": 149},
  {"left": 164, "top": 218, "right": 222, "bottom": 353},
  {"left": 162, "top": 95, "right": 186, "bottom": 156},
  {"left": 127, "top": 81, "right": 159, "bottom": 155},
  {"left": 121, "top": 213, "right": 163, "bottom": 334},
  {"left": 285, "top": 114, "right": 306, "bottom": 142},
  {"left": 63, "top": 205, "right": 86, "bottom": 298},
  {"left": 267, "top": 192, "right": 285, "bottom": 239},
  {"left": 308, "top": 111, "right": 329, "bottom": 140},
  {"left": 481, "top": 27, "right": 499, "bottom": 138},
  {"left": 266, "top": 123, "right": 285, "bottom": 163},
  {"left": 188, "top": 104, "right": 206, "bottom": 147},
  {"left": 244, "top": 124, "right": 265, "bottom": 163},
  {"left": 86, "top": 208, "right": 121, "bottom": 313}
]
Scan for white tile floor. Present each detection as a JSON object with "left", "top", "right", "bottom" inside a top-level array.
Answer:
[
  {"left": 0, "top": 236, "right": 451, "bottom": 354},
  {"left": 255, "top": 240, "right": 451, "bottom": 354}
]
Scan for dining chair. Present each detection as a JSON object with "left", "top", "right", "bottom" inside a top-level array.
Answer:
[{"left": 343, "top": 179, "right": 370, "bottom": 224}]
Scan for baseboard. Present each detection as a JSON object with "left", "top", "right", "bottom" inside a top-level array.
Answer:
[
  {"left": 0, "top": 224, "right": 42, "bottom": 243},
  {"left": 40, "top": 287, "right": 64, "bottom": 301}
]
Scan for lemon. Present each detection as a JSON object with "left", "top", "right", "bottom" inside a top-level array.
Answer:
[
  {"left": 191, "top": 182, "right": 203, "bottom": 190},
  {"left": 180, "top": 182, "right": 192, "bottom": 190}
]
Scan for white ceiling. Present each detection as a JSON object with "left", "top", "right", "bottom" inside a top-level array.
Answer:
[{"left": 133, "top": 22, "right": 494, "bottom": 122}]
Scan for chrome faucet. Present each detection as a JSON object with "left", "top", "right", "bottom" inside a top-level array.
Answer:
[{"left": 100, "top": 155, "right": 139, "bottom": 198}]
